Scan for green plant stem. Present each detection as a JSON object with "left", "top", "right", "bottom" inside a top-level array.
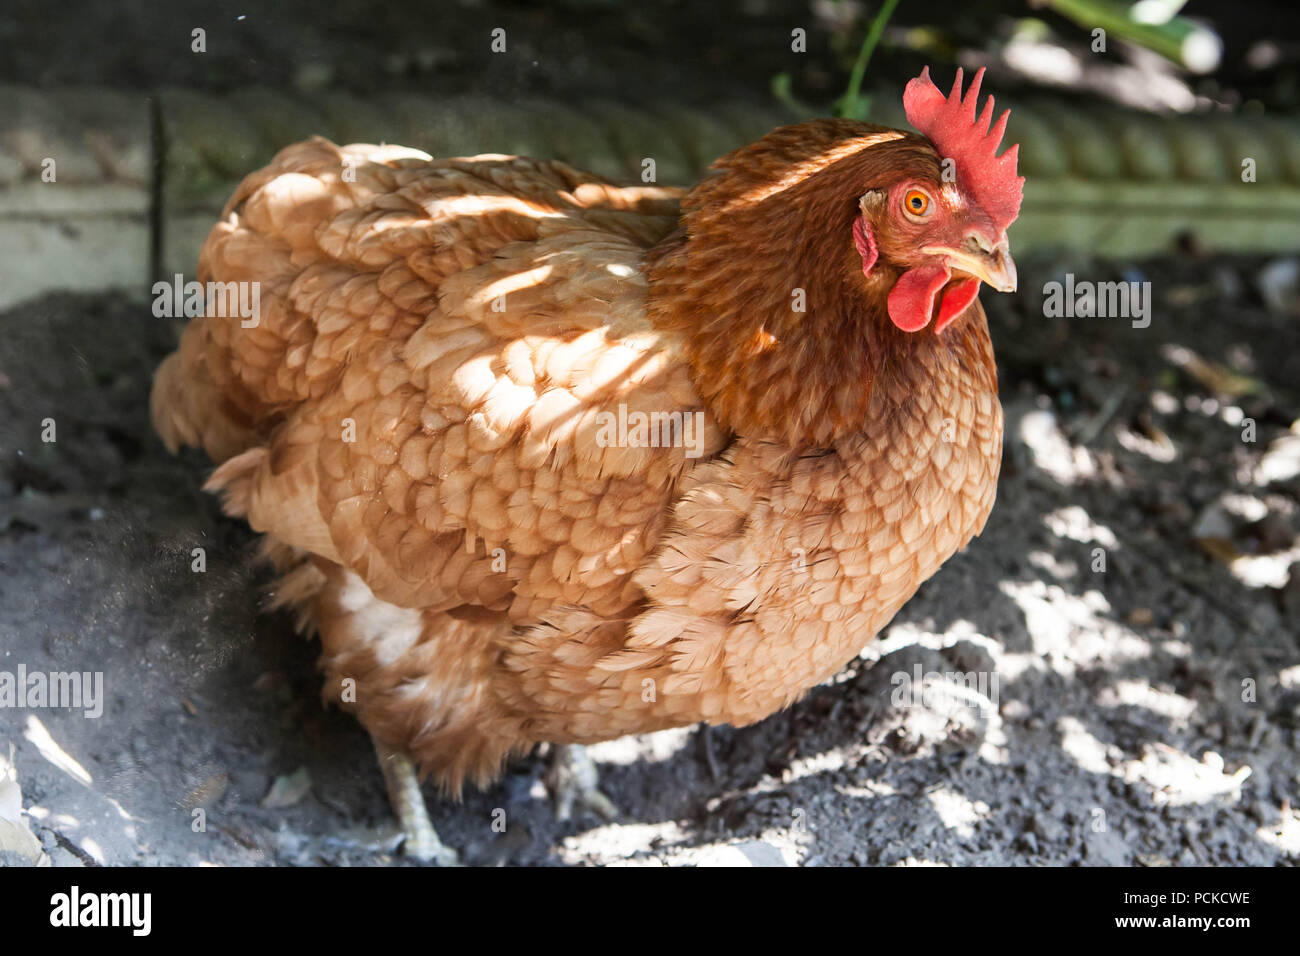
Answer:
[{"left": 839, "top": 0, "right": 902, "bottom": 119}]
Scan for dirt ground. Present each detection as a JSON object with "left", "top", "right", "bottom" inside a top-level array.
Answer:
[
  {"left": 1, "top": 246, "right": 1297, "bottom": 867},
  {"left": 2, "top": 0, "right": 1298, "bottom": 868}
]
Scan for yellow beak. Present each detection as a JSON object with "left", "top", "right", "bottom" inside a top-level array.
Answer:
[{"left": 923, "top": 237, "right": 1018, "bottom": 293}]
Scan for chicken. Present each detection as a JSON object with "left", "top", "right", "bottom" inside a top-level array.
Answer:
[{"left": 151, "top": 66, "right": 1022, "bottom": 861}]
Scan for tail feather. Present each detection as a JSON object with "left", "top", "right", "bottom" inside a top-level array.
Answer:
[{"left": 150, "top": 335, "right": 256, "bottom": 463}]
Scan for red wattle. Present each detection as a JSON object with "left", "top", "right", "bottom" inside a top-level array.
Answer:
[
  {"left": 887, "top": 264, "right": 950, "bottom": 332},
  {"left": 935, "top": 278, "right": 980, "bottom": 331},
  {"left": 852, "top": 217, "right": 877, "bottom": 276}
]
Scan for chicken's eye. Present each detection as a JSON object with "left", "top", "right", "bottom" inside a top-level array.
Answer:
[{"left": 903, "top": 189, "right": 932, "bottom": 218}]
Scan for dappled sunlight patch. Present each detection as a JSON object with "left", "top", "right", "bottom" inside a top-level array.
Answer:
[
  {"left": 1122, "top": 745, "right": 1251, "bottom": 808},
  {"left": 981, "top": 650, "right": 1043, "bottom": 684},
  {"left": 586, "top": 726, "right": 694, "bottom": 766},
  {"left": 558, "top": 820, "right": 688, "bottom": 864},
  {"left": 836, "top": 780, "right": 900, "bottom": 800},
  {"left": 0, "top": 749, "right": 49, "bottom": 866},
  {"left": 853, "top": 630, "right": 1011, "bottom": 764},
  {"left": 927, "top": 787, "right": 990, "bottom": 839},
  {"left": 23, "top": 715, "right": 92, "bottom": 786},
  {"left": 474, "top": 263, "right": 554, "bottom": 305},
  {"left": 1098, "top": 679, "right": 1197, "bottom": 725},
  {"left": 1043, "top": 505, "right": 1119, "bottom": 549},
  {"left": 1192, "top": 491, "right": 1300, "bottom": 588},
  {"left": 1224, "top": 549, "right": 1300, "bottom": 588},
  {"left": 1057, "top": 716, "right": 1114, "bottom": 775},
  {"left": 998, "top": 580, "right": 1149, "bottom": 673},
  {"left": 1197, "top": 491, "right": 1270, "bottom": 529},
  {"left": 1255, "top": 812, "right": 1300, "bottom": 855},
  {"left": 1016, "top": 409, "right": 1096, "bottom": 484},
  {"left": 784, "top": 748, "right": 850, "bottom": 784},
  {"left": 77, "top": 835, "right": 107, "bottom": 865},
  {"left": 887, "top": 857, "right": 953, "bottom": 867},
  {"left": 565, "top": 827, "right": 803, "bottom": 867},
  {"left": 879, "top": 617, "right": 1043, "bottom": 684},
  {"left": 718, "top": 134, "right": 897, "bottom": 212},
  {"left": 688, "top": 837, "right": 800, "bottom": 867},
  {"left": 1254, "top": 421, "right": 1300, "bottom": 486},
  {"left": 25, "top": 806, "right": 81, "bottom": 831},
  {"left": 1058, "top": 715, "right": 1253, "bottom": 809},
  {"left": 861, "top": 620, "right": 1017, "bottom": 764},
  {"left": 870, "top": 617, "right": 998, "bottom": 658},
  {"left": 867, "top": 620, "right": 931, "bottom": 659},
  {"left": 1027, "top": 549, "right": 1080, "bottom": 580}
]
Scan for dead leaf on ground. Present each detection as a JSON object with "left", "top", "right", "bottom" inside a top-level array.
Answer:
[
  {"left": 180, "top": 771, "right": 229, "bottom": 811},
  {"left": 261, "top": 767, "right": 312, "bottom": 809},
  {"left": 0, "top": 748, "right": 51, "bottom": 866},
  {"left": 1160, "top": 343, "right": 1264, "bottom": 398}
]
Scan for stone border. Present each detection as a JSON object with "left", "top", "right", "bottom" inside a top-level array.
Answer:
[{"left": 1, "top": 86, "right": 1297, "bottom": 307}]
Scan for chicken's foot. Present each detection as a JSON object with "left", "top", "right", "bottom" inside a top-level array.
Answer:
[
  {"left": 545, "top": 744, "right": 618, "bottom": 822},
  {"left": 373, "top": 739, "right": 458, "bottom": 865}
]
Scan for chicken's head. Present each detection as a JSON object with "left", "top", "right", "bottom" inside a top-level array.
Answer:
[
  {"left": 645, "top": 67, "right": 1026, "bottom": 445},
  {"left": 855, "top": 66, "right": 1024, "bottom": 334}
]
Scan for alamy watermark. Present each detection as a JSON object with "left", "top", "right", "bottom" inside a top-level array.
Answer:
[
  {"left": 593, "top": 404, "right": 708, "bottom": 459},
  {"left": 1043, "top": 273, "right": 1151, "bottom": 328},
  {"left": 50, "top": 886, "right": 151, "bottom": 936},
  {"left": 890, "top": 663, "right": 1000, "bottom": 717},
  {"left": 152, "top": 274, "right": 261, "bottom": 328},
  {"left": 0, "top": 665, "right": 104, "bottom": 718}
]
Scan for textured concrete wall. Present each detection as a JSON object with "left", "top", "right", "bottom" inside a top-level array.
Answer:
[{"left": 1, "top": 85, "right": 1298, "bottom": 309}]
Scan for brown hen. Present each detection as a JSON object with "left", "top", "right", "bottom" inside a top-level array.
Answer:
[{"left": 152, "top": 67, "right": 1021, "bottom": 861}]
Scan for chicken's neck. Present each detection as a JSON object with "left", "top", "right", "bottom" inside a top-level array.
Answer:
[
  {"left": 644, "top": 123, "right": 1001, "bottom": 449},
  {"left": 646, "top": 230, "right": 996, "bottom": 451}
]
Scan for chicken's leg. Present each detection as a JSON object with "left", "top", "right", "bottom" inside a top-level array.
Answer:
[
  {"left": 373, "top": 739, "right": 458, "bottom": 865},
  {"left": 545, "top": 744, "right": 617, "bottom": 822}
]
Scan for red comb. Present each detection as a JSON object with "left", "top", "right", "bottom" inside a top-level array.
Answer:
[{"left": 903, "top": 66, "right": 1024, "bottom": 233}]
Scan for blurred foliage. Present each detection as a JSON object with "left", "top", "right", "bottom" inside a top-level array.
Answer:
[
  {"left": 772, "top": 0, "right": 1240, "bottom": 120},
  {"left": 1044, "top": 0, "right": 1222, "bottom": 72}
]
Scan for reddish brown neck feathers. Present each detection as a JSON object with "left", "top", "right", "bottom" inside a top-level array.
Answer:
[{"left": 648, "top": 121, "right": 992, "bottom": 449}]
